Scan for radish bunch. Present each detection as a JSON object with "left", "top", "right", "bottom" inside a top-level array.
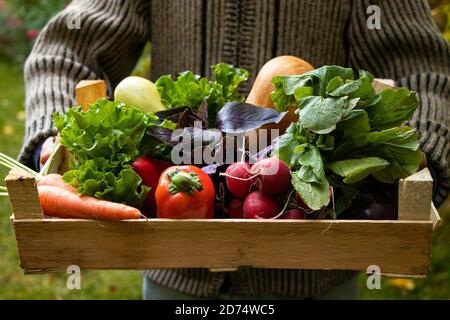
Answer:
[{"left": 223, "top": 157, "right": 304, "bottom": 219}]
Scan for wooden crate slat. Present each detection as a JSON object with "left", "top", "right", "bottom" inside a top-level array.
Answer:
[
  {"left": 12, "top": 218, "right": 432, "bottom": 276},
  {"left": 398, "top": 168, "right": 433, "bottom": 221},
  {"left": 430, "top": 203, "right": 442, "bottom": 231},
  {"left": 5, "top": 168, "right": 43, "bottom": 220},
  {"left": 75, "top": 80, "right": 106, "bottom": 110}
]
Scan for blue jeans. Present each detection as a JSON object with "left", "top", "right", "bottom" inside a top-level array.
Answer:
[{"left": 142, "top": 275, "right": 359, "bottom": 300}]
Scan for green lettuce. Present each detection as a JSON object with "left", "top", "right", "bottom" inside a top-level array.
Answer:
[
  {"left": 156, "top": 63, "right": 249, "bottom": 127},
  {"left": 54, "top": 99, "right": 158, "bottom": 208}
]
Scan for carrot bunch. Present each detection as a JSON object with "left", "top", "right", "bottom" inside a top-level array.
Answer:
[
  {"left": 37, "top": 174, "right": 142, "bottom": 220},
  {"left": 1, "top": 153, "right": 142, "bottom": 221}
]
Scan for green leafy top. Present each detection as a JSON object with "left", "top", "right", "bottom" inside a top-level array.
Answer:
[
  {"left": 271, "top": 66, "right": 421, "bottom": 213},
  {"left": 156, "top": 63, "right": 249, "bottom": 127},
  {"left": 54, "top": 99, "right": 158, "bottom": 208}
]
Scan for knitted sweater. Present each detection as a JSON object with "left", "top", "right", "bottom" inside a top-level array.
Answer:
[{"left": 20, "top": 0, "right": 449, "bottom": 298}]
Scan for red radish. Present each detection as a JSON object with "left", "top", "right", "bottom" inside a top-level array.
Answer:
[
  {"left": 295, "top": 193, "right": 311, "bottom": 211},
  {"left": 132, "top": 157, "right": 171, "bottom": 212},
  {"left": 223, "top": 162, "right": 254, "bottom": 198},
  {"left": 228, "top": 197, "right": 244, "bottom": 219},
  {"left": 243, "top": 191, "right": 279, "bottom": 219},
  {"left": 250, "top": 157, "right": 291, "bottom": 195},
  {"left": 280, "top": 209, "right": 306, "bottom": 219}
]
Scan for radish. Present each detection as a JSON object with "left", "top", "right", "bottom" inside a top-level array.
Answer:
[
  {"left": 243, "top": 191, "right": 279, "bottom": 219},
  {"left": 295, "top": 193, "right": 311, "bottom": 211},
  {"left": 223, "top": 162, "right": 254, "bottom": 198},
  {"left": 228, "top": 197, "right": 244, "bottom": 219},
  {"left": 280, "top": 209, "right": 306, "bottom": 219},
  {"left": 250, "top": 157, "right": 291, "bottom": 195}
]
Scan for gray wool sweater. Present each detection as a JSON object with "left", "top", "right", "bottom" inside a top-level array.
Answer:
[{"left": 20, "top": 0, "right": 449, "bottom": 298}]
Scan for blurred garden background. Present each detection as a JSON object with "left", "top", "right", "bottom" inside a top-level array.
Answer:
[{"left": 0, "top": 0, "right": 449, "bottom": 299}]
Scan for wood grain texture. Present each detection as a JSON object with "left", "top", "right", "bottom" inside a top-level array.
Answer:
[
  {"left": 12, "top": 218, "right": 432, "bottom": 276},
  {"left": 75, "top": 80, "right": 106, "bottom": 110},
  {"left": 398, "top": 168, "right": 433, "bottom": 220},
  {"left": 5, "top": 168, "right": 43, "bottom": 220}
]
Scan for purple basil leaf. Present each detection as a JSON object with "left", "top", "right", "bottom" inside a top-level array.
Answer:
[
  {"left": 216, "top": 101, "right": 287, "bottom": 133},
  {"left": 145, "top": 126, "right": 178, "bottom": 146},
  {"left": 197, "top": 99, "right": 209, "bottom": 128},
  {"left": 155, "top": 106, "right": 190, "bottom": 122}
]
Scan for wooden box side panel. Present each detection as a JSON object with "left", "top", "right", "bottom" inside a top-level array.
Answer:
[
  {"left": 13, "top": 219, "right": 433, "bottom": 276},
  {"left": 398, "top": 168, "right": 433, "bottom": 220},
  {"left": 5, "top": 168, "right": 43, "bottom": 220}
]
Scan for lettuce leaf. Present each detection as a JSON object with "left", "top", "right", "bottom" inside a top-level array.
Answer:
[
  {"left": 156, "top": 63, "right": 249, "bottom": 127},
  {"left": 54, "top": 99, "right": 158, "bottom": 208}
]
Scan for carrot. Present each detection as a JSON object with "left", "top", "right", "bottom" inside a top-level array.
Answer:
[
  {"left": 1, "top": 152, "right": 142, "bottom": 221},
  {"left": 37, "top": 174, "right": 76, "bottom": 191},
  {"left": 37, "top": 185, "right": 142, "bottom": 221}
]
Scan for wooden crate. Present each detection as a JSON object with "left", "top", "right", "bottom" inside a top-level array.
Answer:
[
  {"left": 5, "top": 167, "right": 441, "bottom": 276},
  {"left": 5, "top": 79, "right": 441, "bottom": 277}
]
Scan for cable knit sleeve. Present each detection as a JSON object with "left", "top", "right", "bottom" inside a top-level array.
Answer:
[
  {"left": 19, "top": 0, "right": 151, "bottom": 169},
  {"left": 348, "top": 0, "right": 450, "bottom": 206}
]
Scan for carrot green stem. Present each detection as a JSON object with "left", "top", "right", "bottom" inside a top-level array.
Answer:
[{"left": 0, "top": 152, "right": 42, "bottom": 180}]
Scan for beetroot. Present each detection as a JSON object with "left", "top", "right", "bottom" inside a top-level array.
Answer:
[
  {"left": 224, "top": 162, "right": 254, "bottom": 198},
  {"left": 250, "top": 157, "right": 291, "bottom": 195},
  {"left": 228, "top": 197, "right": 244, "bottom": 219},
  {"left": 243, "top": 191, "right": 279, "bottom": 219},
  {"left": 280, "top": 209, "right": 306, "bottom": 219}
]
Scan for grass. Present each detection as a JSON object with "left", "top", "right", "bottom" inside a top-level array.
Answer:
[{"left": 0, "top": 57, "right": 448, "bottom": 299}]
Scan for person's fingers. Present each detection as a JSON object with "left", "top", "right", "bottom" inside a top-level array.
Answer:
[
  {"left": 40, "top": 136, "right": 56, "bottom": 166},
  {"left": 373, "top": 78, "right": 396, "bottom": 87},
  {"left": 419, "top": 151, "right": 428, "bottom": 170}
]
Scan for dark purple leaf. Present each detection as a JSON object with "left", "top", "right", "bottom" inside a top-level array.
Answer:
[{"left": 216, "top": 102, "right": 287, "bottom": 133}]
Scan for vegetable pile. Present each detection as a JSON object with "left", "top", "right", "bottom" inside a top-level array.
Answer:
[{"left": 1, "top": 58, "right": 423, "bottom": 222}]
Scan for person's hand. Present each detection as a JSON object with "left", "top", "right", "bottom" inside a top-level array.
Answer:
[{"left": 40, "top": 136, "right": 56, "bottom": 168}]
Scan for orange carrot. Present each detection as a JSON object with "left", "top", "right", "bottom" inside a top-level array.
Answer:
[
  {"left": 37, "top": 174, "right": 75, "bottom": 191},
  {"left": 37, "top": 185, "right": 142, "bottom": 221}
]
